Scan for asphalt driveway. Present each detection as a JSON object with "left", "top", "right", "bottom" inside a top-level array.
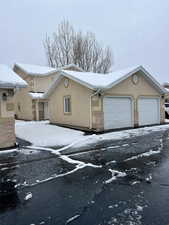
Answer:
[{"left": 0, "top": 129, "right": 169, "bottom": 225}]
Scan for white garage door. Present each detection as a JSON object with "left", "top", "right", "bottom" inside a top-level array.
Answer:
[
  {"left": 138, "top": 98, "right": 160, "bottom": 126},
  {"left": 103, "top": 97, "right": 133, "bottom": 130}
]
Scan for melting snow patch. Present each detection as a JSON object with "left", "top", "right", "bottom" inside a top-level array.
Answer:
[
  {"left": 0, "top": 167, "right": 9, "bottom": 171},
  {"left": 107, "top": 146, "right": 120, "bottom": 149},
  {"left": 24, "top": 192, "right": 32, "bottom": 201},
  {"left": 0, "top": 149, "right": 18, "bottom": 154},
  {"left": 24, "top": 159, "right": 101, "bottom": 187},
  {"left": 122, "top": 144, "right": 129, "bottom": 147},
  {"left": 124, "top": 150, "right": 161, "bottom": 162},
  {"left": 136, "top": 205, "right": 143, "bottom": 212},
  {"left": 131, "top": 181, "right": 141, "bottom": 185},
  {"left": 106, "top": 160, "right": 117, "bottom": 166},
  {"left": 145, "top": 174, "right": 152, "bottom": 183},
  {"left": 105, "top": 169, "right": 126, "bottom": 184},
  {"left": 66, "top": 215, "right": 80, "bottom": 224}
]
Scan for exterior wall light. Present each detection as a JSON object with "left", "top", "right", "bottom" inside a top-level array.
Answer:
[{"left": 2, "top": 93, "right": 7, "bottom": 101}]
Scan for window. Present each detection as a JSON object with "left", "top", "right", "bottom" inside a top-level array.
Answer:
[{"left": 64, "top": 96, "right": 71, "bottom": 113}]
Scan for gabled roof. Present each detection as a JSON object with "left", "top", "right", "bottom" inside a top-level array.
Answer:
[
  {"left": 14, "top": 63, "right": 56, "bottom": 76},
  {"left": 0, "top": 64, "right": 27, "bottom": 88},
  {"left": 44, "top": 65, "right": 166, "bottom": 98},
  {"left": 13, "top": 63, "right": 83, "bottom": 77}
]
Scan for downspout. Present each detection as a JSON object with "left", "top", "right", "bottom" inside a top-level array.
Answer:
[{"left": 89, "top": 89, "right": 101, "bottom": 130}]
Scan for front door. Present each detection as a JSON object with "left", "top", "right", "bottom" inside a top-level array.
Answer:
[{"left": 39, "top": 102, "right": 45, "bottom": 120}]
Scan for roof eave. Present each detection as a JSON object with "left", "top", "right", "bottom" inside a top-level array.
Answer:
[
  {"left": 0, "top": 85, "right": 27, "bottom": 89},
  {"left": 14, "top": 63, "right": 58, "bottom": 77}
]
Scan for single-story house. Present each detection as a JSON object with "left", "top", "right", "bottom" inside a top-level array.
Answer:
[
  {"left": 0, "top": 64, "right": 27, "bottom": 148},
  {"left": 13, "top": 63, "right": 83, "bottom": 121},
  {"left": 44, "top": 65, "right": 166, "bottom": 132}
]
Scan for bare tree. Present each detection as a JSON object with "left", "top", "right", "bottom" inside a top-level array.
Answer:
[{"left": 44, "top": 20, "right": 113, "bottom": 73}]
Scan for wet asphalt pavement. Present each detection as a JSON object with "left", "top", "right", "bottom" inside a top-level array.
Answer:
[{"left": 1, "top": 134, "right": 169, "bottom": 225}]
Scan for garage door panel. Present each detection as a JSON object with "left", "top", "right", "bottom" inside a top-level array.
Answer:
[
  {"left": 138, "top": 98, "right": 160, "bottom": 126},
  {"left": 103, "top": 97, "right": 133, "bottom": 130}
]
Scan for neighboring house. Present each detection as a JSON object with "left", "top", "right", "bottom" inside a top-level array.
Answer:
[
  {"left": 0, "top": 65, "right": 27, "bottom": 148},
  {"left": 44, "top": 65, "right": 166, "bottom": 132},
  {"left": 162, "top": 83, "right": 169, "bottom": 118},
  {"left": 163, "top": 83, "right": 169, "bottom": 100},
  {"left": 13, "top": 63, "right": 83, "bottom": 121}
]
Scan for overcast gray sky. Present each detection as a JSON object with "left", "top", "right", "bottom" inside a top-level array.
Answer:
[{"left": 0, "top": 0, "right": 169, "bottom": 83}]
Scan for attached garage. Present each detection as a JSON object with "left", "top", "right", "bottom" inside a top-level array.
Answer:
[
  {"left": 138, "top": 97, "right": 160, "bottom": 126},
  {"left": 45, "top": 65, "right": 166, "bottom": 132},
  {"left": 103, "top": 97, "right": 133, "bottom": 130}
]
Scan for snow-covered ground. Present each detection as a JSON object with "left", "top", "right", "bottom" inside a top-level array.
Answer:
[
  {"left": 15, "top": 120, "right": 169, "bottom": 149},
  {"left": 15, "top": 120, "right": 84, "bottom": 147}
]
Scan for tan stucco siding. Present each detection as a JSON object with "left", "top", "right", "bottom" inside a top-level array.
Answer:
[
  {"left": 14, "top": 66, "right": 58, "bottom": 93},
  {"left": 0, "top": 90, "right": 15, "bottom": 118},
  {"left": 49, "top": 78, "right": 92, "bottom": 128},
  {"left": 0, "top": 118, "right": 16, "bottom": 148},
  {"left": 90, "top": 72, "right": 165, "bottom": 130},
  {"left": 0, "top": 89, "right": 16, "bottom": 148},
  {"left": 33, "top": 74, "right": 57, "bottom": 92},
  {"left": 14, "top": 87, "right": 33, "bottom": 120},
  {"left": 160, "top": 98, "right": 165, "bottom": 123},
  {"left": 49, "top": 71, "right": 165, "bottom": 131},
  {"left": 13, "top": 68, "right": 60, "bottom": 120},
  {"left": 104, "top": 72, "right": 160, "bottom": 97},
  {"left": 102, "top": 71, "right": 165, "bottom": 126}
]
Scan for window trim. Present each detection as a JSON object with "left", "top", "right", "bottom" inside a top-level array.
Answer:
[{"left": 63, "top": 96, "right": 71, "bottom": 114}]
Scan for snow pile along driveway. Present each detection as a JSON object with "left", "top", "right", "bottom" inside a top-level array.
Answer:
[{"left": 15, "top": 121, "right": 84, "bottom": 147}]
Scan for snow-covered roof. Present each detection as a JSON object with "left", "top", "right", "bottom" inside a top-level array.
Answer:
[
  {"left": 0, "top": 64, "right": 27, "bottom": 88},
  {"left": 60, "top": 64, "right": 83, "bottom": 72},
  {"left": 29, "top": 92, "right": 45, "bottom": 99},
  {"left": 164, "top": 88, "right": 169, "bottom": 93},
  {"left": 14, "top": 63, "right": 83, "bottom": 77},
  {"left": 14, "top": 63, "right": 56, "bottom": 76},
  {"left": 45, "top": 65, "right": 166, "bottom": 98},
  {"left": 163, "top": 82, "right": 169, "bottom": 88}
]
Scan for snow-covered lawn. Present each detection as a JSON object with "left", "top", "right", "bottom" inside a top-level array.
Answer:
[
  {"left": 15, "top": 120, "right": 169, "bottom": 148},
  {"left": 15, "top": 120, "right": 84, "bottom": 147}
]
